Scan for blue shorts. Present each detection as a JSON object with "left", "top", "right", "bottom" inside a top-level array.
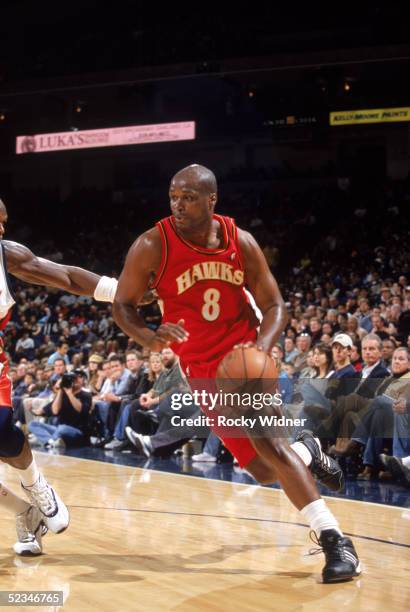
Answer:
[{"left": 0, "top": 406, "right": 25, "bottom": 458}]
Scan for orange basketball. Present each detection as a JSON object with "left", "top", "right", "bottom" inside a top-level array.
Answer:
[
  {"left": 215, "top": 346, "right": 279, "bottom": 419},
  {"left": 216, "top": 346, "right": 278, "bottom": 382}
]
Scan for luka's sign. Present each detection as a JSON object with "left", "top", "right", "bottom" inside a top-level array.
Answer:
[
  {"left": 330, "top": 107, "right": 410, "bottom": 126},
  {"left": 16, "top": 121, "right": 195, "bottom": 154}
]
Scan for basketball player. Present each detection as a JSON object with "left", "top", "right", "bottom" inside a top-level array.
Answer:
[
  {"left": 0, "top": 197, "right": 117, "bottom": 554},
  {"left": 113, "top": 165, "right": 361, "bottom": 583}
]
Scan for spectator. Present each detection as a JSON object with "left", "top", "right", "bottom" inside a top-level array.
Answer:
[
  {"left": 293, "top": 333, "right": 311, "bottom": 373},
  {"left": 14, "top": 332, "right": 35, "bottom": 361},
  {"left": 308, "top": 318, "right": 322, "bottom": 346},
  {"left": 49, "top": 358, "right": 67, "bottom": 385},
  {"left": 347, "top": 316, "right": 367, "bottom": 341},
  {"left": 29, "top": 370, "right": 92, "bottom": 447},
  {"left": 350, "top": 343, "right": 363, "bottom": 373},
  {"left": 271, "top": 344, "right": 294, "bottom": 404},
  {"left": 284, "top": 337, "right": 299, "bottom": 364},
  {"left": 382, "top": 338, "right": 397, "bottom": 370},
  {"left": 336, "top": 348, "right": 410, "bottom": 478},
  {"left": 370, "top": 314, "right": 389, "bottom": 341},
  {"left": 47, "top": 341, "right": 70, "bottom": 366},
  {"left": 86, "top": 354, "right": 105, "bottom": 394},
  {"left": 319, "top": 334, "right": 390, "bottom": 448},
  {"left": 94, "top": 354, "right": 131, "bottom": 442}
]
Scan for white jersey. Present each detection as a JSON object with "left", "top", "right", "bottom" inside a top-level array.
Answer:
[{"left": 0, "top": 243, "right": 15, "bottom": 321}]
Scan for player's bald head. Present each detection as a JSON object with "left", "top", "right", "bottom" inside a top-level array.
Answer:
[
  {"left": 0, "top": 199, "right": 6, "bottom": 214},
  {"left": 172, "top": 164, "right": 217, "bottom": 195}
]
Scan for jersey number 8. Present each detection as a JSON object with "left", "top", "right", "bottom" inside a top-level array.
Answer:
[{"left": 202, "top": 288, "right": 221, "bottom": 321}]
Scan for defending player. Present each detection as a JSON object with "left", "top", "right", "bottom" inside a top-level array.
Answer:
[
  {"left": 0, "top": 197, "right": 117, "bottom": 554},
  {"left": 113, "top": 164, "right": 361, "bottom": 583}
]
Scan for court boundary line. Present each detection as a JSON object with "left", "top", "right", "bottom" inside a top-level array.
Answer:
[
  {"left": 34, "top": 450, "right": 410, "bottom": 512},
  {"left": 67, "top": 503, "right": 410, "bottom": 549}
]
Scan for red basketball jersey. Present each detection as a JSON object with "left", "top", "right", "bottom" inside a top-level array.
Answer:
[{"left": 151, "top": 214, "right": 258, "bottom": 376}]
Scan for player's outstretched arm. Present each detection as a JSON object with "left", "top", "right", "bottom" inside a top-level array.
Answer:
[
  {"left": 112, "top": 228, "right": 188, "bottom": 350},
  {"left": 238, "top": 228, "right": 288, "bottom": 352},
  {"left": 3, "top": 240, "right": 117, "bottom": 302}
]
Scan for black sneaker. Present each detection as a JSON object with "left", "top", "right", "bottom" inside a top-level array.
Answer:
[
  {"left": 296, "top": 430, "right": 345, "bottom": 492},
  {"left": 379, "top": 454, "right": 410, "bottom": 487},
  {"left": 311, "top": 529, "right": 361, "bottom": 583}
]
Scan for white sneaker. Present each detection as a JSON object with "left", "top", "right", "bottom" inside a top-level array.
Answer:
[
  {"left": 13, "top": 505, "right": 48, "bottom": 556},
  {"left": 104, "top": 438, "right": 123, "bottom": 450},
  {"left": 191, "top": 452, "right": 217, "bottom": 462},
  {"left": 51, "top": 438, "right": 66, "bottom": 449},
  {"left": 22, "top": 475, "right": 70, "bottom": 534},
  {"left": 28, "top": 434, "right": 42, "bottom": 447},
  {"left": 125, "top": 427, "right": 152, "bottom": 457}
]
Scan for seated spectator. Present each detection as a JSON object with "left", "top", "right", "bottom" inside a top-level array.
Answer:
[
  {"left": 299, "top": 349, "right": 317, "bottom": 379},
  {"left": 86, "top": 354, "right": 105, "bottom": 394},
  {"left": 284, "top": 337, "right": 299, "bottom": 364},
  {"left": 14, "top": 332, "right": 35, "bottom": 361},
  {"left": 125, "top": 397, "right": 200, "bottom": 458},
  {"left": 93, "top": 354, "right": 131, "bottom": 442},
  {"left": 293, "top": 333, "right": 311, "bottom": 373},
  {"left": 11, "top": 363, "right": 28, "bottom": 397},
  {"left": 49, "top": 357, "right": 67, "bottom": 385},
  {"left": 350, "top": 343, "right": 363, "bottom": 373},
  {"left": 355, "top": 298, "right": 372, "bottom": 332},
  {"left": 335, "top": 348, "right": 410, "bottom": 479},
  {"left": 382, "top": 338, "right": 396, "bottom": 370},
  {"left": 47, "top": 341, "right": 70, "bottom": 366},
  {"left": 91, "top": 359, "right": 111, "bottom": 396},
  {"left": 271, "top": 344, "right": 294, "bottom": 404},
  {"left": 308, "top": 318, "right": 322, "bottom": 346},
  {"left": 370, "top": 314, "right": 389, "bottom": 341},
  {"left": 22, "top": 367, "right": 57, "bottom": 427},
  {"left": 347, "top": 316, "right": 367, "bottom": 341},
  {"left": 320, "top": 333, "right": 332, "bottom": 345},
  {"left": 316, "top": 334, "right": 389, "bottom": 444},
  {"left": 103, "top": 351, "right": 150, "bottom": 449},
  {"left": 289, "top": 343, "right": 333, "bottom": 432},
  {"left": 323, "top": 334, "right": 358, "bottom": 404},
  {"left": 322, "top": 321, "right": 335, "bottom": 337},
  {"left": 29, "top": 370, "right": 92, "bottom": 448},
  {"left": 351, "top": 334, "right": 390, "bottom": 398},
  {"left": 123, "top": 350, "right": 150, "bottom": 399},
  {"left": 336, "top": 313, "right": 349, "bottom": 334},
  {"left": 111, "top": 349, "right": 189, "bottom": 451}
]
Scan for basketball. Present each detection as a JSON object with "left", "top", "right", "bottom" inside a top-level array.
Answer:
[{"left": 216, "top": 345, "right": 279, "bottom": 382}]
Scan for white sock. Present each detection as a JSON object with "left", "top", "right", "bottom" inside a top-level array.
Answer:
[
  {"left": 19, "top": 459, "right": 41, "bottom": 488},
  {"left": 0, "top": 483, "right": 30, "bottom": 514},
  {"left": 291, "top": 441, "right": 312, "bottom": 466},
  {"left": 402, "top": 456, "right": 410, "bottom": 469},
  {"left": 300, "top": 498, "right": 342, "bottom": 537}
]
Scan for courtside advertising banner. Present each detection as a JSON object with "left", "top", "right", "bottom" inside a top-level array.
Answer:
[
  {"left": 330, "top": 106, "right": 410, "bottom": 126},
  {"left": 16, "top": 121, "right": 196, "bottom": 154}
]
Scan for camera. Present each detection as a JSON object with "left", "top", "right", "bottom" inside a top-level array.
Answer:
[{"left": 60, "top": 372, "right": 76, "bottom": 389}]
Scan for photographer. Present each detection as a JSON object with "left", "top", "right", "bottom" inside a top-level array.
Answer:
[{"left": 28, "top": 370, "right": 91, "bottom": 448}]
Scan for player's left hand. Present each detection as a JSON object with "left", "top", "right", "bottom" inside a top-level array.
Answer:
[{"left": 147, "top": 319, "right": 189, "bottom": 351}]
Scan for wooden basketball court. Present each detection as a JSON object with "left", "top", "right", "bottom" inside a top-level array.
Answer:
[{"left": 0, "top": 453, "right": 408, "bottom": 611}]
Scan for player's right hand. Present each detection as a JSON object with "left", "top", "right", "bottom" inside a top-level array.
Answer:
[{"left": 147, "top": 319, "right": 189, "bottom": 350}]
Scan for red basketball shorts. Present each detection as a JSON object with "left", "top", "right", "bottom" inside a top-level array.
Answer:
[{"left": 184, "top": 356, "right": 258, "bottom": 469}]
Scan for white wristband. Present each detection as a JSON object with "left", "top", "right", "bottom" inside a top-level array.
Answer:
[{"left": 93, "top": 276, "right": 118, "bottom": 303}]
